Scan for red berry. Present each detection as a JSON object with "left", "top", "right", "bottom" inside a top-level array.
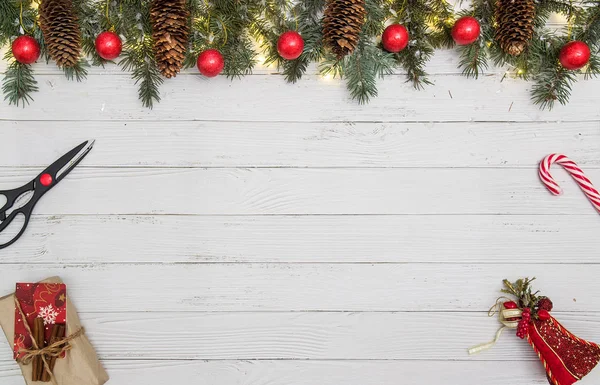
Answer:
[
  {"left": 95, "top": 31, "right": 122, "bottom": 60},
  {"left": 559, "top": 41, "right": 591, "bottom": 70},
  {"left": 381, "top": 24, "right": 410, "bottom": 53},
  {"left": 277, "top": 31, "right": 304, "bottom": 60},
  {"left": 538, "top": 309, "right": 551, "bottom": 321},
  {"left": 197, "top": 49, "right": 225, "bottom": 77},
  {"left": 11, "top": 35, "right": 40, "bottom": 64},
  {"left": 451, "top": 17, "right": 481, "bottom": 45},
  {"left": 503, "top": 301, "right": 518, "bottom": 309}
]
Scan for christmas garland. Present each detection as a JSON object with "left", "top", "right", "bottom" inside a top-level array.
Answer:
[{"left": 1, "top": 0, "right": 599, "bottom": 109}]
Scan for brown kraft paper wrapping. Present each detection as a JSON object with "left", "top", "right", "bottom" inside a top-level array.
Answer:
[{"left": 0, "top": 277, "right": 109, "bottom": 385}]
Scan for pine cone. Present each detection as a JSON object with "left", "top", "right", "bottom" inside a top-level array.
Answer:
[
  {"left": 39, "top": 0, "right": 81, "bottom": 68},
  {"left": 494, "top": 0, "right": 536, "bottom": 56},
  {"left": 322, "top": 0, "right": 366, "bottom": 59},
  {"left": 150, "top": 0, "right": 190, "bottom": 78}
]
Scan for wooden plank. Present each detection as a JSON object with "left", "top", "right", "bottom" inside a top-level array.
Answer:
[
  {"left": 3, "top": 311, "right": 599, "bottom": 361},
  {"left": 1, "top": 214, "right": 599, "bottom": 264},
  {"left": 1, "top": 167, "right": 599, "bottom": 215},
  {"left": 0, "top": 359, "right": 550, "bottom": 385},
  {"left": 0, "top": 264, "right": 595, "bottom": 312},
  {"left": 0, "top": 121, "right": 598, "bottom": 168},
  {"left": 1, "top": 74, "right": 599, "bottom": 122}
]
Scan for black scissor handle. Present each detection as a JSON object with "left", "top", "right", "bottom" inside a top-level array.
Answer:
[
  {"left": 0, "top": 202, "right": 33, "bottom": 249},
  {"left": 0, "top": 180, "right": 35, "bottom": 218}
]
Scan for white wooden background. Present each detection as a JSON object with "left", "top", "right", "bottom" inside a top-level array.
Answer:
[{"left": 1, "top": 42, "right": 600, "bottom": 385}]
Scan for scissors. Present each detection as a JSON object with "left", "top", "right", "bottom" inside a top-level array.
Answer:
[{"left": 0, "top": 140, "right": 95, "bottom": 249}]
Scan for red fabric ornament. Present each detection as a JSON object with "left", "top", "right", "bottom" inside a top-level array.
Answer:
[
  {"left": 95, "top": 31, "right": 122, "bottom": 60},
  {"left": 197, "top": 49, "right": 225, "bottom": 77},
  {"left": 277, "top": 31, "right": 304, "bottom": 60},
  {"left": 451, "top": 16, "right": 481, "bottom": 45},
  {"left": 528, "top": 317, "right": 600, "bottom": 385},
  {"left": 559, "top": 41, "right": 591, "bottom": 70},
  {"left": 381, "top": 24, "right": 410, "bottom": 53},
  {"left": 11, "top": 35, "right": 40, "bottom": 65},
  {"left": 470, "top": 279, "right": 600, "bottom": 385}
]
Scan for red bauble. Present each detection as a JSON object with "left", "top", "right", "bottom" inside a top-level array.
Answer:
[
  {"left": 451, "top": 17, "right": 481, "bottom": 45},
  {"left": 12, "top": 35, "right": 40, "bottom": 64},
  {"left": 95, "top": 31, "right": 122, "bottom": 60},
  {"left": 277, "top": 31, "right": 304, "bottom": 60},
  {"left": 503, "top": 301, "right": 518, "bottom": 309},
  {"left": 559, "top": 41, "right": 591, "bottom": 70},
  {"left": 382, "top": 24, "right": 409, "bottom": 53},
  {"left": 197, "top": 49, "right": 225, "bottom": 77}
]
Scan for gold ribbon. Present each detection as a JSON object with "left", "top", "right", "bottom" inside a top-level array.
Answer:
[
  {"left": 14, "top": 297, "right": 85, "bottom": 385},
  {"left": 468, "top": 297, "right": 522, "bottom": 355}
]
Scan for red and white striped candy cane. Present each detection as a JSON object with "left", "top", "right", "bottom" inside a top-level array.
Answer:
[{"left": 539, "top": 154, "right": 600, "bottom": 214}]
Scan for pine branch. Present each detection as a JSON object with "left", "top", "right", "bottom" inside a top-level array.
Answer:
[
  {"left": 63, "top": 59, "right": 89, "bottom": 81},
  {"left": 186, "top": 0, "right": 257, "bottom": 77},
  {"left": 458, "top": 41, "right": 488, "bottom": 78},
  {"left": 0, "top": 0, "right": 20, "bottom": 45},
  {"left": 343, "top": 42, "right": 395, "bottom": 103},
  {"left": 2, "top": 54, "right": 38, "bottom": 107},
  {"left": 120, "top": 38, "right": 163, "bottom": 109},
  {"left": 531, "top": 64, "right": 577, "bottom": 110}
]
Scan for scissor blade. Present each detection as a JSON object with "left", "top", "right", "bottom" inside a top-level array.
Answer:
[{"left": 54, "top": 139, "right": 95, "bottom": 182}]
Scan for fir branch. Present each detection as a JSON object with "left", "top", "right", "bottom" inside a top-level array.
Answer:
[
  {"left": 62, "top": 59, "right": 89, "bottom": 81},
  {"left": 120, "top": 38, "right": 163, "bottom": 109},
  {"left": 280, "top": 2, "right": 325, "bottom": 82},
  {"left": 2, "top": 54, "right": 38, "bottom": 106},
  {"left": 531, "top": 64, "right": 577, "bottom": 110},
  {"left": 186, "top": 0, "right": 257, "bottom": 77},
  {"left": 343, "top": 42, "right": 395, "bottom": 103},
  {"left": 0, "top": 0, "right": 20, "bottom": 45},
  {"left": 458, "top": 41, "right": 488, "bottom": 78}
]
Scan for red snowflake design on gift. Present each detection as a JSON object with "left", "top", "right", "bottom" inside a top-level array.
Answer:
[{"left": 38, "top": 304, "right": 59, "bottom": 325}]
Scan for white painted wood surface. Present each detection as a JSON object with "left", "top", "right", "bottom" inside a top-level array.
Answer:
[{"left": 1, "top": 46, "right": 600, "bottom": 385}]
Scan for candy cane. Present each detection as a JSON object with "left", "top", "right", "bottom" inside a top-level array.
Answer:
[{"left": 539, "top": 154, "right": 600, "bottom": 214}]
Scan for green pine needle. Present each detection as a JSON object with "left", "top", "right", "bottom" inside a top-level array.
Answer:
[
  {"left": 119, "top": 40, "right": 163, "bottom": 109},
  {"left": 2, "top": 59, "right": 39, "bottom": 107}
]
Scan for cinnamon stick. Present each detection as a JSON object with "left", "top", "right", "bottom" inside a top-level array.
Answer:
[
  {"left": 41, "top": 324, "right": 64, "bottom": 382},
  {"left": 31, "top": 317, "right": 45, "bottom": 381}
]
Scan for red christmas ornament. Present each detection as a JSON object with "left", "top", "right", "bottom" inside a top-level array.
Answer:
[
  {"left": 451, "top": 16, "right": 481, "bottom": 45},
  {"left": 502, "top": 301, "right": 518, "bottom": 309},
  {"left": 11, "top": 35, "right": 40, "bottom": 65},
  {"left": 197, "top": 49, "right": 225, "bottom": 77},
  {"left": 470, "top": 279, "right": 600, "bottom": 385},
  {"left": 277, "top": 31, "right": 304, "bottom": 60},
  {"left": 381, "top": 24, "right": 409, "bottom": 53},
  {"left": 559, "top": 41, "right": 591, "bottom": 70},
  {"left": 95, "top": 31, "right": 122, "bottom": 60}
]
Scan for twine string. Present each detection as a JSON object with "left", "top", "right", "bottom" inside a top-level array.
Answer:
[
  {"left": 14, "top": 297, "right": 85, "bottom": 385},
  {"left": 468, "top": 297, "right": 522, "bottom": 355}
]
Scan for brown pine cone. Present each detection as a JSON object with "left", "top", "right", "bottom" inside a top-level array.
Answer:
[
  {"left": 39, "top": 0, "right": 82, "bottom": 68},
  {"left": 322, "top": 0, "right": 366, "bottom": 59},
  {"left": 150, "top": 0, "right": 190, "bottom": 78},
  {"left": 494, "top": 0, "right": 536, "bottom": 56}
]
